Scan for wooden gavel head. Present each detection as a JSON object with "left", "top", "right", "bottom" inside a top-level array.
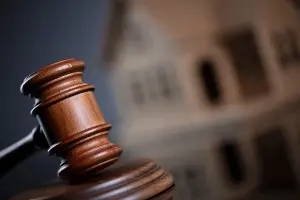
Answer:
[{"left": 20, "top": 58, "right": 122, "bottom": 181}]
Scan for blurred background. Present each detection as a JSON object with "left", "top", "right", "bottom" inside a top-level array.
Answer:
[{"left": 1, "top": 0, "right": 300, "bottom": 199}]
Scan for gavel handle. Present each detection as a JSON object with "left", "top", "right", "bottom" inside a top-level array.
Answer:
[{"left": 0, "top": 126, "right": 48, "bottom": 179}]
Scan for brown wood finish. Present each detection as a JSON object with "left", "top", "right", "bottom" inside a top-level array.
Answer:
[
  {"left": 20, "top": 58, "right": 123, "bottom": 181},
  {"left": 10, "top": 58, "right": 175, "bottom": 199},
  {"left": 12, "top": 159, "right": 174, "bottom": 200}
]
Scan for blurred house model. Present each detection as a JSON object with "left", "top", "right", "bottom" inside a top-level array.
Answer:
[{"left": 101, "top": 0, "right": 300, "bottom": 199}]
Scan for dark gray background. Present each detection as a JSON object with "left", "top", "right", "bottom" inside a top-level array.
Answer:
[{"left": 0, "top": 1, "right": 118, "bottom": 199}]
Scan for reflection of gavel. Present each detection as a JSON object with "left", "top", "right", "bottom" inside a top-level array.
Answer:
[{"left": 1, "top": 59, "right": 174, "bottom": 199}]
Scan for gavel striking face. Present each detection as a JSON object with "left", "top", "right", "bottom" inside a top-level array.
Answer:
[{"left": 20, "top": 58, "right": 122, "bottom": 181}]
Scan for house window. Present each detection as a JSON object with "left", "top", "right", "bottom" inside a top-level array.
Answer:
[
  {"left": 220, "top": 28, "right": 269, "bottom": 100},
  {"left": 197, "top": 59, "right": 222, "bottom": 104},
  {"left": 125, "top": 19, "right": 147, "bottom": 51},
  {"left": 219, "top": 141, "right": 246, "bottom": 185},
  {"left": 130, "top": 66, "right": 180, "bottom": 107},
  {"left": 130, "top": 73, "right": 145, "bottom": 106},
  {"left": 157, "top": 67, "right": 174, "bottom": 100},
  {"left": 146, "top": 72, "right": 158, "bottom": 102},
  {"left": 272, "top": 29, "right": 300, "bottom": 68}
]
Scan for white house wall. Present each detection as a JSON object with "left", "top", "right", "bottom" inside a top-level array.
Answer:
[
  {"left": 109, "top": 0, "right": 300, "bottom": 149},
  {"left": 110, "top": 5, "right": 181, "bottom": 114},
  {"left": 123, "top": 116, "right": 258, "bottom": 200},
  {"left": 110, "top": 0, "right": 300, "bottom": 133},
  {"left": 133, "top": 0, "right": 219, "bottom": 41},
  {"left": 178, "top": 40, "right": 241, "bottom": 112},
  {"left": 108, "top": 3, "right": 201, "bottom": 144},
  {"left": 105, "top": 1, "right": 300, "bottom": 197},
  {"left": 216, "top": 0, "right": 300, "bottom": 103}
]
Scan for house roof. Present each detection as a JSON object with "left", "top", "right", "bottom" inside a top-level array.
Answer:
[
  {"left": 101, "top": 0, "right": 218, "bottom": 63},
  {"left": 101, "top": 0, "right": 127, "bottom": 63},
  {"left": 101, "top": 0, "right": 298, "bottom": 64}
]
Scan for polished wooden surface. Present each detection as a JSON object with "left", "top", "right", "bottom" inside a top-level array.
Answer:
[
  {"left": 20, "top": 59, "right": 123, "bottom": 181},
  {"left": 13, "top": 58, "right": 174, "bottom": 199},
  {"left": 12, "top": 159, "right": 174, "bottom": 200}
]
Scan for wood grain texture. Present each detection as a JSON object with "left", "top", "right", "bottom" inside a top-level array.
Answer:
[
  {"left": 20, "top": 59, "right": 122, "bottom": 182},
  {"left": 12, "top": 58, "right": 174, "bottom": 199},
  {"left": 12, "top": 159, "right": 174, "bottom": 200}
]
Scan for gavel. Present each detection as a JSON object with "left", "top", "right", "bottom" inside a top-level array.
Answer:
[{"left": 1, "top": 59, "right": 174, "bottom": 200}]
